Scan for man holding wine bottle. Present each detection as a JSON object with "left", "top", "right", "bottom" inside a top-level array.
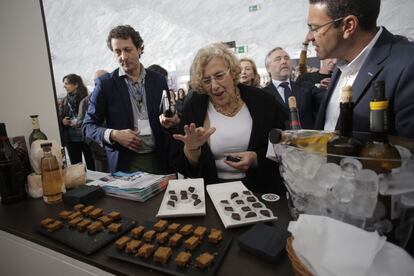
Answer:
[
  {"left": 263, "top": 47, "right": 324, "bottom": 129},
  {"left": 83, "top": 25, "right": 177, "bottom": 174},
  {"left": 308, "top": 0, "right": 414, "bottom": 139}
]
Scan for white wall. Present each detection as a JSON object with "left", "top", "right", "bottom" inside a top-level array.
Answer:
[
  {"left": 0, "top": 0, "right": 61, "bottom": 146},
  {"left": 42, "top": 0, "right": 414, "bottom": 95}
]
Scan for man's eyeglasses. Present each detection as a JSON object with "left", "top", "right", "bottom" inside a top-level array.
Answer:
[
  {"left": 201, "top": 69, "right": 230, "bottom": 86},
  {"left": 308, "top": 17, "right": 344, "bottom": 33}
]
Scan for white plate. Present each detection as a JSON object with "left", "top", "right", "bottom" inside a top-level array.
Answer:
[
  {"left": 206, "top": 181, "right": 277, "bottom": 229},
  {"left": 156, "top": 178, "right": 206, "bottom": 218}
]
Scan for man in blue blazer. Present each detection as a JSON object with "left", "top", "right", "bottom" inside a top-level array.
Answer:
[
  {"left": 263, "top": 47, "right": 323, "bottom": 129},
  {"left": 309, "top": 0, "right": 414, "bottom": 139},
  {"left": 83, "top": 25, "right": 173, "bottom": 173}
]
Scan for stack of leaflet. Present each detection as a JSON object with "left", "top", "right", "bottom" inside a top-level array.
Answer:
[{"left": 86, "top": 170, "right": 175, "bottom": 202}]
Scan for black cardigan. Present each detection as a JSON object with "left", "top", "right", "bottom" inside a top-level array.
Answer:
[{"left": 170, "top": 84, "right": 287, "bottom": 193}]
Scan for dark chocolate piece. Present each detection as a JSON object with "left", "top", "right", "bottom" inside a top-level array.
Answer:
[
  {"left": 181, "top": 194, "right": 188, "bottom": 200},
  {"left": 188, "top": 186, "right": 195, "bottom": 193},
  {"left": 169, "top": 190, "right": 176, "bottom": 195},
  {"left": 245, "top": 211, "right": 257, "bottom": 218},
  {"left": 231, "top": 213, "right": 241, "bottom": 221},
  {"left": 220, "top": 200, "right": 230, "bottom": 204},
  {"left": 180, "top": 190, "right": 187, "bottom": 195},
  {"left": 230, "top": 192, "right": 239, "bottom": 199},
  {"left": 235, "top": 199, "right": 244, "bottom": 205},
  {"left": 170, "top": 195, "right": 178, "bottom": 201},
  {"left": 252, "top": 202, "right": 262, "bottom": 208},
  {"left": 167, "top": 200, "right": 175, "bottom": 207},
  {"left": 260, "top": 209, "right": 271, "bottom": 217},
  {"left": 224, "top": 206, "right": 234, "bottom": 212},
  {"left": 193, "top": 198, "right": 202, "bottom": 206},
  {"left": 191, "top": 194, "right": 198, "bottom": 200},
  {"left": 241, "top": 206, "right": 251, "bottom": 212},
  {"left": 242, "top": 190, "right": 252, "bottom": 196},
  {"left": 246, "top": 196, "right": 256, "bottom": 202}
]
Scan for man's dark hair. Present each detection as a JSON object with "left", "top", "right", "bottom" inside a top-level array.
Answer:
[
  {"left": 147, "top": 64, "right": 168, "bottom": 78},
  {"left": 309, "top": 0, "right": 380, "bottom": 31},
  {"left": 106, "top": 25, "right": 144, "bottom": 51}
]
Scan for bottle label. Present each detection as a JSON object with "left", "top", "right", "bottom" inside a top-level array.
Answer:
[{"left": 370, "top": 109, "right": 388, "bottom": 133}]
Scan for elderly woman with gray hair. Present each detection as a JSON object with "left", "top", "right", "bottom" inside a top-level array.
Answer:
[{"left": 171, "top": 43, "right": 287, "bottom": 193}]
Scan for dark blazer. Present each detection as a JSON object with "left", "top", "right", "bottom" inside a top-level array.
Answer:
[
  {"left": 170, "top": 84, "right": 288, "bottom": 193},
  {"left": 82, "top": 68, "right": 169, "bottom": 173},
  {"left": 263, "top": 81, "right": 323, "bottom": 129},
  {"left": 314, "top": 28, "right": 414, "bottom": 139}
]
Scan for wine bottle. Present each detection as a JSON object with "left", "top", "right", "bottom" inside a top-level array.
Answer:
[
  {"left": 161, "top": 90, "right": 173, "bottom": 117},
  {"left": 326, "top": 86, "right": 362, "bottom": 164},
  {"left": 0, "top": 123, "right": 27, "bottom": 204},
  {"left": 297, "top": 41, "right": 309, "bottom": 78},
  {"left": 288, "top": 96, "right": 302, "bottom": 130},
  {"left": 29, "top": 115, "right": 48, "bottom": 146},
  {"left": 269, "top": 128, "right": 336, "bottom": 154},
  {"left": 40, "top": 142, "right": 63, "bottom": 204},
  {"left": 359, "top": 81, "right": 401, "bottom": 220}
]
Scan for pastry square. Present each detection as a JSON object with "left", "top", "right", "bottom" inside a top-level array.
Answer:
[
  {"left": 153, "top": 246, "right": 172, "bottom": 264},
  {"left": 115, "top": 236, "right": 131, "bottom": 250},
  {"left": 175, "top": 251, "right": 192, "bottom": 267},
  {"left": 179, "top": 224, "right": 193, "bottom": 235},
  {"left": 195, "top": 252, "right": 215, "bottom": 269},
  {"left": 131, "top": 226, "right": 145, "bottom": 239},
  {"left": 153, "top": 219, "right": 168, "bottom": 232}
]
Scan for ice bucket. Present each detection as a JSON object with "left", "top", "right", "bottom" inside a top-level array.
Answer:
[{"left": 269, "top": 129, "right": 414, "bottom": 248}]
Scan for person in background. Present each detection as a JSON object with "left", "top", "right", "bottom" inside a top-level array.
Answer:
[
  {"left": 296, "top": 58, "right": 337, "bottom": 89},
  {"left": 77, "top": 69, "right": 108, "bottom": 172},
  {"left": 239, "top": 57, "right": 261, "bottom": 87},
  {"left": 147, "top": 64, "right": 168, "bottom": 80},
  {"left": 308, "top": 0, "right": 414, "bottom": 138},
  {"left": 170, "top": 43, "right": 287, "bottom": 193},
  {"left": 263, "top": 47, "right": 323, "bottom": 129},
  {"left": 60, "top": 74, "right": 95, "bottom": 170},
  {"left": 175, "top": 88, "right": 187, "bottom": 117},
  {"left": 83, "top": 25, "right": 177, "bottom": 174}
]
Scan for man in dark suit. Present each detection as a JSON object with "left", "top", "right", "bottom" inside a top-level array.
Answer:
[
  {"left": 263, "top": 47, "right": 323, "bottom": 129},
  {"left": 309, "top": 0, "right": 414, "bottom": 139},
  {"left": 83, "top": 25, "right": 174, "bottom": 173}
]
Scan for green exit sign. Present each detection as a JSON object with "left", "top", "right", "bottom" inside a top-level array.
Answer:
[
  {"left": 249, "top": 4, "right": 261, "bottom": 12},
  {"left": 236, "top": 45, "right": 248, "bottom": 54}
]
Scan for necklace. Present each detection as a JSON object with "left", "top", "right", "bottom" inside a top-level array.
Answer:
[{"left": 211, "top": 88, "right": 243, "bottom": 117}]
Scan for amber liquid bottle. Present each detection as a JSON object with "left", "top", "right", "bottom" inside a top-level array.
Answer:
[
  {"left": 0, "top": 123, "right": 27, "bottom": 204},
  {"left": 269, "top": 129, "right": 337, "bottom": 154},
  {"left": 327, "top": 86, "right": 362, "bottom": 164},
  {"left": 40, "top": 142, "right": 63, "bottom": 204},
  {"left": 29, "top": 115, "right": 48, "bottom": 146},
  {"left": 297, "top": 41, "right": 308, "bottom": 79},
  {"left": 288, "top": 96, "right": 302, "bottom": 130},
  {"left": 359, "top": 81, "right": 401, "bottom": 220}
]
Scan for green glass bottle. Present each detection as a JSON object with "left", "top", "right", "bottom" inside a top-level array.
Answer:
[
  {"left": 29, "top": 115, "right": 48, "bottom": 147},
  {"left": 327, "top": 86, "right": 362, "bottom": 164}
]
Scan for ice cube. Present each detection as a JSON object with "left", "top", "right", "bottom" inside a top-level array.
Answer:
[
  {"left": 340, "top": 157, "right": 362, "bottom": 178},
  {"left": 401, "top": 191, "right": 414, "bottom": 208},
  {"left": 332, "top": 177, "right": 355, "bottom": 203},
  {"left": 379, "top": 170, "right": 414, "bottom": 195},
  {"left": 315, "top": 162, "right": 342, "bottom": 189},
  {"left": 395, "top": 145, "right": 412, "bottom": 167},
  {"left": 300, "top": 153, "right": 325, "bottom": 179}
]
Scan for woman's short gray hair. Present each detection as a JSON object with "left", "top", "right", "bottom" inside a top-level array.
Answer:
[{"left": 189, "top": 43, "right": 241, "bottom": 93}]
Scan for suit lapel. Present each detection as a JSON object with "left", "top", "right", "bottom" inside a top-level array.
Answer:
[
  {"left": 267, "top": 83, "right": 288, "bottom": 111},
  {"left": 352, "top": 30, "right": 392, "bottom": 105},
  {"left": 113, "top": 70, "right": 134, "bottom": 127}
]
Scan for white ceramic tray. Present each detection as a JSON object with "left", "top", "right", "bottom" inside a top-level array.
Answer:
[
  {"left": 206, "top": 181, "right": 277, "bottom": 229},
  {"left": 156, "top": 178, "right": 206, "bottom": 218}
]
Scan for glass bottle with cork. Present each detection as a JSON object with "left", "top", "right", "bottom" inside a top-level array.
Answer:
[
  {"left": 40, "top": 142, "right": 64, "bottom": 204},
  {"left": 0, "top": 123, "right": 27, "bottom": 204},
  {"left": 297, "top": 40, "right": 309, "bottom": 79},
  {"left": 269, "top": 128, "right": 337, "bottom": 155},
  {"left": 327, "top": 85, "right": 362, "bottom": 164},
  {"left": 29, "top": 115, "right": 48, "bottom": 146},
  {"left": 287, "top": 96, "right": 302, "bottom": 130}
]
